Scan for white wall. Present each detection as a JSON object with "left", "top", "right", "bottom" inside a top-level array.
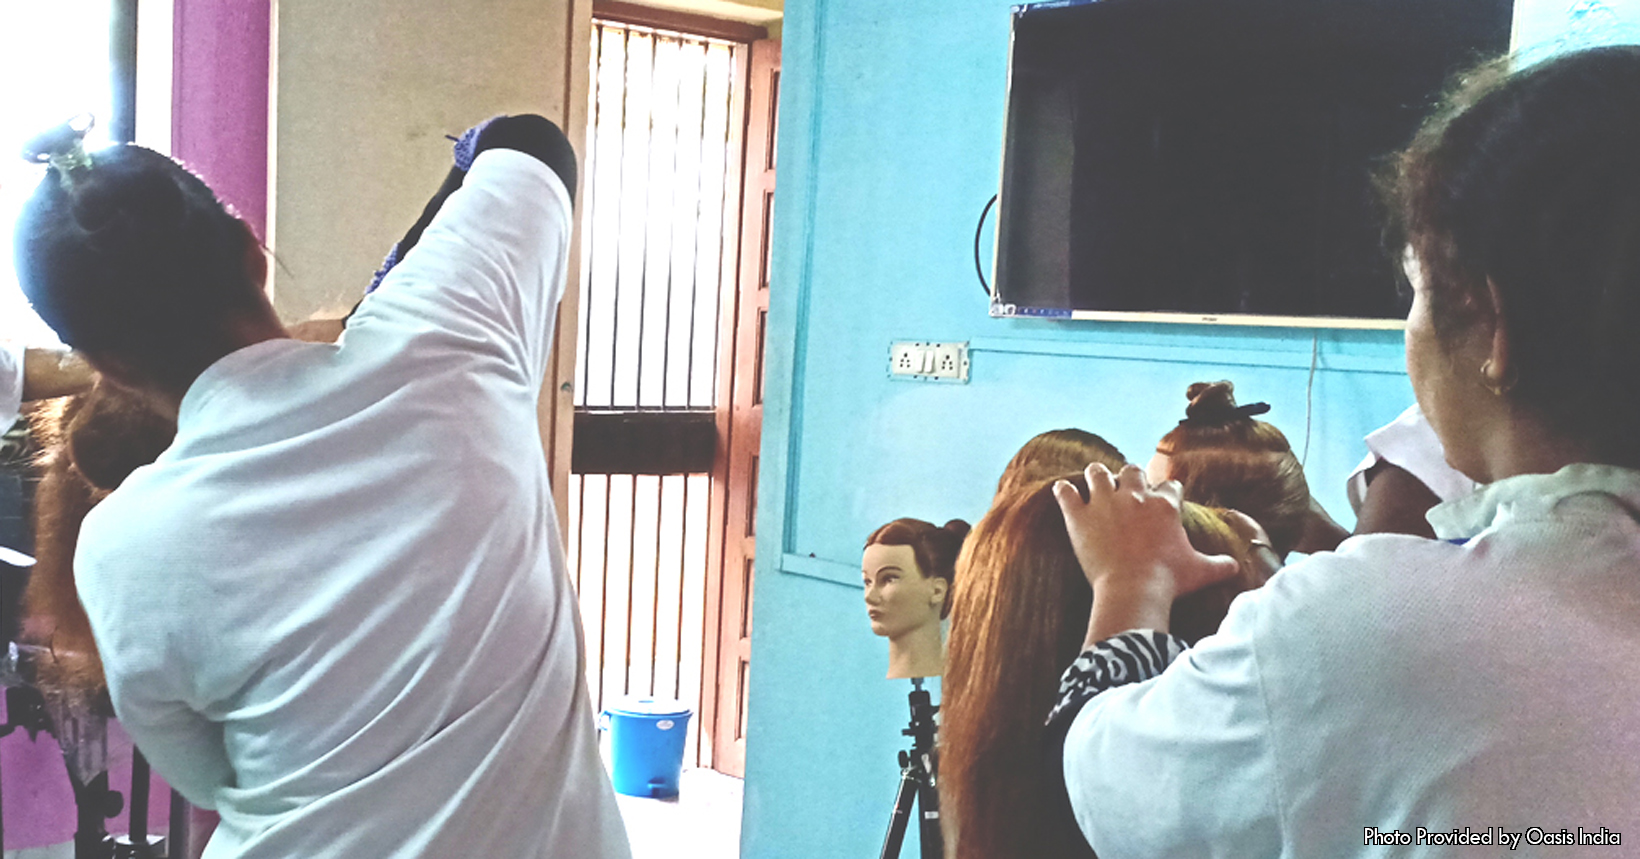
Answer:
[{"left": 269, "top": 0, "right": 583, "bottom": 319}]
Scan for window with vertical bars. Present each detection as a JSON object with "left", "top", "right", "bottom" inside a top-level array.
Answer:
[{"left": 568, "top": 20, "right": 744, "bottom": 768}]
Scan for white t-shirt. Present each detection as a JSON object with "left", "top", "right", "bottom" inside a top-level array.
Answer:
[
  {"left": 1346, "top": 403, "right": 1477, "bottom": 513},
  {"left": 1065, "top": 463, "right": 1640, "bottom": 857},
  {"left": 0, "top": 341, "right": 24, "bottom": 430},
  {"left": 75, "top": 150, "right": 631, "bottom": 859}
]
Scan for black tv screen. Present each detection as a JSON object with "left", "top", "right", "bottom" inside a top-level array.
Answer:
[{"left": 994, "top": 0, "right": 1514, "bottom": 325}]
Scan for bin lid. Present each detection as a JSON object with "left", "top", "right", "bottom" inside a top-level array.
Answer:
[{"left": 605, "top": 696, "right": 693, "bottom": 719}]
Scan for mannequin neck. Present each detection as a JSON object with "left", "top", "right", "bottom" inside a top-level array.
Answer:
[{"left": 886, "top": 620, "right": 944, "bottom": 679}]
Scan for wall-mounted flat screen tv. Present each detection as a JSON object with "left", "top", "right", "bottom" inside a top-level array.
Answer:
[{"left": 993, "top": 0, "right": 1515, "bottom": 328}]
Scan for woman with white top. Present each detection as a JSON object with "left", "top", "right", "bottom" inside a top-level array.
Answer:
[
  {"left": 12, "top": 112, "right": 630, "bottom": 859},
  {"left": 1048, "top": 45, "right": 1640, "bottom": 857}
]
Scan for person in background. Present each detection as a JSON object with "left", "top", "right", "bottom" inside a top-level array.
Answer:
[
  {"left": 12, "top": 108, "right": 630, "bottom": 859},
  {"left": 1347, "top": 404, "right": 1479, "bottom": 539},
  {"left": 0, "top": 343, "right": 95, "bottom": 429},
  {"left": 1049, "top": 46, "right": 1640, "bottom": 857}
]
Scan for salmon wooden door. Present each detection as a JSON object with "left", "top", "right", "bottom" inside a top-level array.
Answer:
[
  {"left": 701, "top": 37, "right": 778, "bottom": 778},
  {"left": 570, "top": 4, "right": 778, "bottom": 778}
]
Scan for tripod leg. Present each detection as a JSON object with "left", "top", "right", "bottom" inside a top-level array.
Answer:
[
  {"left": 168, "top": 790, "right": 189, "bottom": 859},
  {"left": 879, "top": 761, "right": 919, "bottom": 859},
  {"left": 915, "top": 750, "right": 943, "bottom": 859},
  {"left": 130, "top": 749, "right": 150, "bottom": 852},
  {"left": 73, "top": 769, "right": 114, "bottom": 859}
]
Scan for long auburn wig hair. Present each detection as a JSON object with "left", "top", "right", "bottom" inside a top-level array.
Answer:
[
  {"left": 941, "top": 473, "right": 1264, "bottom": 859},
  {"left": 23, "top": 382, "right": 176, "bottom": 700},
  {"left": 993, "top": 428, "right": 1126, "bottom": 503}
]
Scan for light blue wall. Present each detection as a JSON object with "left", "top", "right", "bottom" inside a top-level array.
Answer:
[{"left": 742, "top": 2, "right": 1416, "bottom": 856}]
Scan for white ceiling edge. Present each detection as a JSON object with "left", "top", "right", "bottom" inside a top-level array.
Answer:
[{"left": 634, "top": 0, "right": 782, "bottom": 26}]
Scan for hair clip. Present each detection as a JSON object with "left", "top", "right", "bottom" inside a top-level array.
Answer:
[
  {"left": 21, "top": 114, "right": 96, "bottom": 189},
  {"left": 1179, "top": 401, "right": 1271, "bottom": 426}
]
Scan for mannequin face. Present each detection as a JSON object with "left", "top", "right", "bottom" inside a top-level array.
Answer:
[{"left": 862, "top": 543, "right": 947, "bottom": 640}]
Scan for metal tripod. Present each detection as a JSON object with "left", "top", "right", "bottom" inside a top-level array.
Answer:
[{"left": 878, "top": 677, "right": 942, "bottom": 859}]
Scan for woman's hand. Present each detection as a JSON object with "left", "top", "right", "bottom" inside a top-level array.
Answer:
[
  {"left": 1221, "top": 509, "right": 1282, "bottom": 585},
  {"left": 1054, "top": 464, "right": 1242, "bottom": 644}
]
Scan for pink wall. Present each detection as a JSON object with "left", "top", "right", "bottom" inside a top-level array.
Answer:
[
  {"left": 171, "top": 0, "right": 271, "bottom": 239},
  {"left": 3, "top": 4, "right": 269, "bottom": 850},
  {"left": 1, "top": 693, "right": 171, "bottom": 851}
]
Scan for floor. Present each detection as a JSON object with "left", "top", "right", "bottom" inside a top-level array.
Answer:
[
  {"left": 7, "top": 770, "right": 745, "bottom": 859},
  {"left": 615, "top": 768, "right": 744, "bottom": 859},
  {"left": 2, "top": 847, "right": 71, "bottom": 859}
]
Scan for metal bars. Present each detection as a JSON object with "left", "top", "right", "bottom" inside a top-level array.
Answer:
[
  {"left": 578, "top": 22, "right": 738, "bottom": 411},
  {"left": 569, "top": 21, "right": 743, "bottom": 769}
]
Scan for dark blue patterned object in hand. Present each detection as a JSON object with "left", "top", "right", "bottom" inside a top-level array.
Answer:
[
  {"left": 451, "top": 117, "right": 501, "bottom": 172},
  {"left": 365, "top": 243, "right": 401, "bottom": 295}
]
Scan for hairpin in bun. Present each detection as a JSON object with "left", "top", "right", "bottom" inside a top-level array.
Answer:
[
  {"left": 21, "top": 114, "right": 96, "bottom": 190},
  {"left": 1179, "top": 380, "right": 1272, "bottom": 426}
]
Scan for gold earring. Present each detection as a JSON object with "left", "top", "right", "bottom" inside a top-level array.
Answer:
[{"left": 1480, "top": 359, "right": 1517, "bottom": 396}]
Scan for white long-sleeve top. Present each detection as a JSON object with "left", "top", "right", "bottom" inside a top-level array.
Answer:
[
  {"left": 1060, "top": 463, "right": 1640, "bottom": 858},
  {"left": 0, "top": 341, "right": 24, "bottom": 430},
  {"left": 1345, "top": 403, "right": 1478, "bottom": 513},
  {"left": 75, "top": 149, "right": 631, "bottom": 859}
]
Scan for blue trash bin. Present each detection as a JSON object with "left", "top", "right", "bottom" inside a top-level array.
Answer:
[{"left": 600, "top": 697, "right": 693, "bottom": 798}]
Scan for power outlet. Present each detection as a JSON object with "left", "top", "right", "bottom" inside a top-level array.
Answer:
[
  {"left": 931, "top": 343, "right": 967, "bottom": 379},
  {"left": 889, "top": 341, "right": 969, "bottom": 383},
  {"left": 890, "top": 342, "right": 923, "bottom": 376}
]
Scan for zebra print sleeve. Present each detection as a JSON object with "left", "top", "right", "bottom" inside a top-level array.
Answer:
[{"left": 1044, "top": 630, "right": 1190, "bottom": 729}]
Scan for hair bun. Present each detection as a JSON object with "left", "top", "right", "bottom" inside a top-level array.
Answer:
[
  {"left": 941, "top": 518, "right": 972, "bottom": 544},
  {"left": 1185, "top": 381, "right": 1238, "bottom": 419},
  {"left": 1183, "top": 380, "right": 1271, "bottom": 425},
  {"left": 71, "top": 154, "right": 188, "bottom": 245}
]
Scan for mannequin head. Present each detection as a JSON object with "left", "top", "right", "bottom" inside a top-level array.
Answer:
[
  {"left": 1149, "top": 380, "right": 1312, "bottom": 556},
  {"left": 941, "top": 474, "right": 1261, "bottom": 859},
  {"left": 862, "top": 518, "right": 969, "bottom": 679},
  {"left": 993, "top": 428, "right": 1125, "bottom": 503}
]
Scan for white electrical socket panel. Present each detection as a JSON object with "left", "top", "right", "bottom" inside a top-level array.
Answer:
[{"left": 889, "top": 341, "right": 969, "bottom": 383}]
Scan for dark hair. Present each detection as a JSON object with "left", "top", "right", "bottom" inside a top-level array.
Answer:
[
  {"left": 941, "top": 475, "right": 1261, "bottom": 859},
  {"left": 1155, "top": 381, "right": 1311, "bottom": 555},
  {"left": 864, "top": 518, "right": 970, "bottom": 619},
  {"left": 1386, "top": 46, "right": 1640, "bottom": 463},
  {"left": 993, "top": 428, "right": 1126, "bottom": 501},
  {"left": 14, "top": 144, "right": 265, "bottom": 389}
]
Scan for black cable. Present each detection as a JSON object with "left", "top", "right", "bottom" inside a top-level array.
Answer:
[{"left": 974, "top": 194, "right": 998, "bottom": 297}]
